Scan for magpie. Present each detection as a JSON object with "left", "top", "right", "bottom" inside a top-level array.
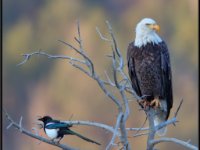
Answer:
[{"left": 38, "top": 116, "right": 101, "bottom": 145}]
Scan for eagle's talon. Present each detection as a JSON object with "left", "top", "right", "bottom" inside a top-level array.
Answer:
[
  {"left": 150, "top": 99, "right": 160, "bottom": 109},
  {"left": 139, "top": 99, "right": 150, "bottom": 110}
]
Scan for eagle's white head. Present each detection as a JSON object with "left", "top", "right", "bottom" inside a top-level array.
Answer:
[{"left": 134, "top": 18, "right": 162, "bottom": 48}]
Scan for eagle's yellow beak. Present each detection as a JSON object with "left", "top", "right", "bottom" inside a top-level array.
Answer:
[{"left": 149, "top": 24, "right": 160, "bottom": 32}]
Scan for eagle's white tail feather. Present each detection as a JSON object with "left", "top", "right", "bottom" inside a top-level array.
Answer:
[{"left": 154, "top": 116, "right": 167, "bottom": 136}]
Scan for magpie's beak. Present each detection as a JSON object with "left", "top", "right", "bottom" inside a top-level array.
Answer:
[{"left": 38, "top": 118, "right": 43, "bottom": 121}]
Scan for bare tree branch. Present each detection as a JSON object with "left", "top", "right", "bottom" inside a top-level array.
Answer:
[
  {"left": 62, "top": 120, "right": 119, "bottom": 135},
  {"left": 134, "top": 115, "right": 177, "bottom": 139},
  {"left": 106, "top": 112, "right": 123, "bottom": 150},
  {"left": 150, "top": 138, "right": 198, "bottom": 150},
  {"left": 17, "top": 51, "right": 85, "bottom": 66},
  {"left": 104, "top": 20, "right": 131, "bottom": 150}
]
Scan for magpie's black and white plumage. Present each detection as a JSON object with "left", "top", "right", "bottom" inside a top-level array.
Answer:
[
  {"left": 38, "top": 116, "right": 100, "bottom": 145},
  {"left": 127, "top": 18, "right": 173, "bottom": 136}
]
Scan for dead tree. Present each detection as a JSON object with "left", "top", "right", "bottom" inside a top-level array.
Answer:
[{"left": 4, "top": 20, "right": 198, "bottom": 150}]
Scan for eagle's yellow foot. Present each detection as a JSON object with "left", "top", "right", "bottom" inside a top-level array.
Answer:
[
  {"left": 139, "top": 99, "right": 150, "bottom": 109},
  {"left": 150, "top": 98, "right": 160, "bottom": 109}
]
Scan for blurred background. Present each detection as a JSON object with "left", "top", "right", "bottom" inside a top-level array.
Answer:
[{"left": 3, "top": 0, "right": 198, "bottom": 150}]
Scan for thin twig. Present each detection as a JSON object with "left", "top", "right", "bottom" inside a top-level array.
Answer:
[
  {"left": 58, "top": 39, "right": 94, "bottom": 76},
  {"left": 19, "top": 116, "right": 23, "bottom": 132},
  {"left": 76, "top": 20, "right": 83, "bottom": 51},
  {"left": 104, "top": 71, "right": 115, "bottom": 86},
  {"left": 126, "top": 127, "right": 149, "bottom": 131},
  {"left": 96, "top": 27, "right": 111, "bottom": 42},
  {"left": 134, "top": 116, "right": 148, "bottom": 135},
  {"left": 174, "top": 99, "right": 183, "bottom": 117},
  {"left": 133, "top": 132, "right": 149, "bottom": 137},
  {"left": 105, "top": 20, "right": 121, "bottom": 58}
]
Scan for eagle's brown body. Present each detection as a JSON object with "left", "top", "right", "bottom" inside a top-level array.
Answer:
[{"left": 127, "top": 41, "right": 173, "bottom": 120}]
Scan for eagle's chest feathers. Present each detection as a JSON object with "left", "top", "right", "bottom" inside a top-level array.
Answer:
[
  {"left": 134, "top": 43, "right": 162, "bottom": 96},
  {"left": 134, "top": 44, "right": 161, "bottom": 72}
]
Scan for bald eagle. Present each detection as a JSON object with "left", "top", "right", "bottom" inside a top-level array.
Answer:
[{"left": 127, "top": 18, "right": 173, "bottom": 136}]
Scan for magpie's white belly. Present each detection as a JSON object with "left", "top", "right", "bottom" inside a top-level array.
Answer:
[{"left": 45, "top": 128, "right": 58, "bottom": 139}]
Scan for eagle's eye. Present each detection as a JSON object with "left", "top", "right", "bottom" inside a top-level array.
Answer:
[{"left": 145, "top": 23, "right": 151, "bottom": 26}]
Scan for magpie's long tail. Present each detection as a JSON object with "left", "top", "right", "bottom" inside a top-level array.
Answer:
[{"left": 64, "top": 130, "right": 101, "bottom": 145}]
